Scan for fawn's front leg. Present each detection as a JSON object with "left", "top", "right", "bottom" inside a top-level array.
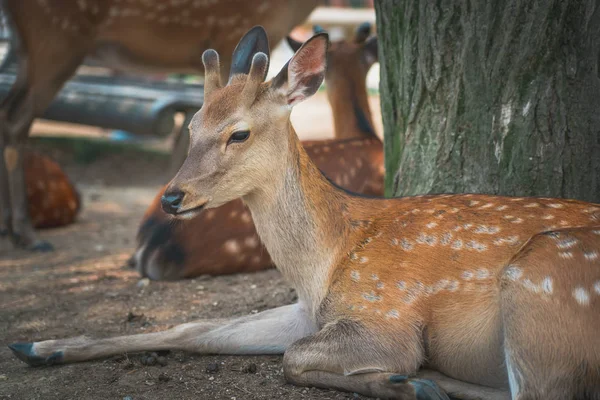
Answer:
[
  {"left": 9, "top": 303, "right": 316, "bottom": 366},
  {"left": 283, "top": 319, "right": 509, "bottom": 400}
]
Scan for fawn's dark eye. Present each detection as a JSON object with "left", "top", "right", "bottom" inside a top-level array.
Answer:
[{"left": 228, "top": 130, "right": 250, "bottom": 144}]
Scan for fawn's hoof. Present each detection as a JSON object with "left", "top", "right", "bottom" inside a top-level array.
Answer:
[
  {"left": 408, "top": 378, "right": 450, "bottom": 400},
  {"left": 11, "top": 232, "right": 54, "bottom": 252},
  {"left": 30, "top": 240, "right": 55, "bottom": 252},
  {"left": 8, "top": 343, "right": 63, "bottom": 367}
]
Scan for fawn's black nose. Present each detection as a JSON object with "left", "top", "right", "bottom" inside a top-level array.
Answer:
[{"left": 161, "top": 191, "right": 185, "bottom": 214}]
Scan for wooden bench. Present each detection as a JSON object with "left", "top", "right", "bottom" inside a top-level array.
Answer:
[{"left": 0, "top": 41, "right": 203, "bottom": 167}]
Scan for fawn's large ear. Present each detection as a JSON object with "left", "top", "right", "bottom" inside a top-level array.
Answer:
[
  {"left": 229, "top": 26, "right": 270, "bottom": 83},
  {"left": 272, "top": 33, "right": 328, "bottom": 107}
]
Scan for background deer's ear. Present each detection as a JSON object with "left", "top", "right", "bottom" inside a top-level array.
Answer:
[
  {"left": 354, "top": 22, "right": 371, "bottom": 44},
  {"left": 229, "top": 26, "right": 270, "bottom": 83},
  {"left": 272, "top": 33, "right": 328, "bottom": 107},
  {"left": 363, "top": 36, "right": 378, "bottom": 67},
  {"left": 285, "top": 36, "right": 303, "bottom": 53}
]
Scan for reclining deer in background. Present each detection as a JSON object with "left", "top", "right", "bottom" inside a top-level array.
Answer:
[
  {"left": 0, "top": 0, "right": 319, "bottom": 251},
  {"left": 24, "top": 152, "right": 80, "bottom": 229},
  {"left": 10, "top": 27, "right": 600, "bottom": 400},
  {"left": 131, "top": 23, "right": 381, "bottom": 280}
]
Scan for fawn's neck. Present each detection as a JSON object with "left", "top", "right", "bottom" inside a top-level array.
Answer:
[
  {"left": 328, "top": 75, "right": 378, "bottom": 140},
  {"left": 243, "top": 125, "right": 352, "bottom": 313}
]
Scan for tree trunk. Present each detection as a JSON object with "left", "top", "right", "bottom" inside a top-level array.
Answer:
[{"left": 375, "top": 0, "right": 600, "bottom": 203}]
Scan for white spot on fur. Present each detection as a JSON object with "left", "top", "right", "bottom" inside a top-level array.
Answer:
[
  {"left": 593, "top": 281, "right": 600, "bottom": 295},
  {"left": 556, "top": 237, "right": 578, "bottom": 249},
  {"left": 362, "top": 291, "right": 381, "bottom": 302},
  {"left": 416, "top": 233, "right": 437, "bottom": 246},
  {"left": 371, "top": 273, "right": 379, "bottom": 281},
  {"left": 396, "top": 281, "right": 407, "bottom": 290},
  {"left": 223, "top": 239, "right": 240, "bottom": 253},
  {"left": 479, "top": 203, "right": 494, "bottom": 209},
  {"left": 469, "top": 200, "right": 480, "bottom": 206},
  {"left": 505, "top": 265, "right": 523, "bottom": 281},
  {"left": 400, "top": 238, "right": 414, "bottom": 251},
  {"left": 466, "top": 240, "right": 488, "bottom": 252},
  {"left": 241, "top": 212, "right": 252, "bottom": 223},
  {"left": 496, "top": 205, "right": 508, "bottom": 211},
  {"left": 559, "top": 251, "right": 574, "bottom": 259},
  {"left": 547, "top": 203, "right": 563, "bottom": 209},
  {"left": 376, "top": 282, "right": 385, "bottom": 290},
  {"left": 473, "top": 225, "right": 501, "bottom": 234},
  {"left": 440, "top": 232, "right": 452, "bottom": 245},
  {"left": 522, "top": 279, "right": 541, "bottom": 293},
  {"left": 476, "top": 268, "right": 490, "bottom": 279},
  {"left": 524, "top": 203, "right": 540, "bottom": 208},
  {"left": 447, "top": 280, "right": 460, "bottom": 291},
  {"left": 391, "top": 238, "right": 399, "bottom": 246},
  {"left": 462, "top": 271, "right": 474, "bottom": 280},
  {"left": 573, "top": 287, "right": 590, "bottom": 306},
  {"left": 541, "top": 277, "right": 553, "bottom": 294},
  {"left": 511, "top": 218, "right": 524, "bottom": 224},
  {"left": 244, "top": 236, "right": 259, "bottom": 248},
  {"left": 386, "top": 309, "right": 400, "bottom": 319},
  {"left": 402, "top": 290, "right": 418, "bottom": 304},
  {"left": 359, "top": 257, "right": 369, "bottom": 264},
  {"left": 426, "top": 222, "right": 438, "bottom": 229},
  {"left": 542, "top": 214, "right": 555, "bottom": 220},
  {"left": 350, "top": 270, "right": 360, "bottom": 282},
  {"left": 451, "top": 239, "right": 463, "bottom": 250},
  {"left": 493, "top": 235, "right": 520, "bottom": 246},
  {"left": 584, "top": 251, "right": 599, "bottom": 261}
]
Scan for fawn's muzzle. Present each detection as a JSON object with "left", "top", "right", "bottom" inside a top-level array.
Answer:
[{"left": 161, "top": 191, "right": 185, "bottom": 215}]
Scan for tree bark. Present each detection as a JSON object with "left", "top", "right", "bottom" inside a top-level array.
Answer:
[{"left": 376, "top": 0, "right": 600, "bottom": 203}]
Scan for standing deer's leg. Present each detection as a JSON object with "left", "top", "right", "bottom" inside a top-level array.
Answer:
[
  {"left": 0, "top": 33, "right": 89, "bottom": 250},
  {"left": 169, "top": 112, "right": 194, "bottom": 177},
  {"left": 9, "top": 303, "right": 316, "bottom": 365},
  {"left": 0, "top": 124, "right": 11, "bottom": 238}
]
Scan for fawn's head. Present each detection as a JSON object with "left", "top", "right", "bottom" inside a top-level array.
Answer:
[{"left": 162, "top": 26, "right": 329, "bottom": 218}]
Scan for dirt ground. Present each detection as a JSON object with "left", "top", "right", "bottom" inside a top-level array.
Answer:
[{"left": 0, "top": 93, "right": 380, "bottom": 400}]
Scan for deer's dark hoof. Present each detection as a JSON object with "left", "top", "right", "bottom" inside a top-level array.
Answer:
[
  {"left": 11, "top": 232, "right": 54, "bottom": 252},
  {"left": 8, "top": 343, "right": 63, "bottom": 367},
  {"left": 409, "top": 378, "right": 450, "bottom": 400},
  {"left": 30, "top": 240, "right": 54, "bottom": 252},
  {"left": 389, "top": 375, "right": 409, "bottom": 383}
]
